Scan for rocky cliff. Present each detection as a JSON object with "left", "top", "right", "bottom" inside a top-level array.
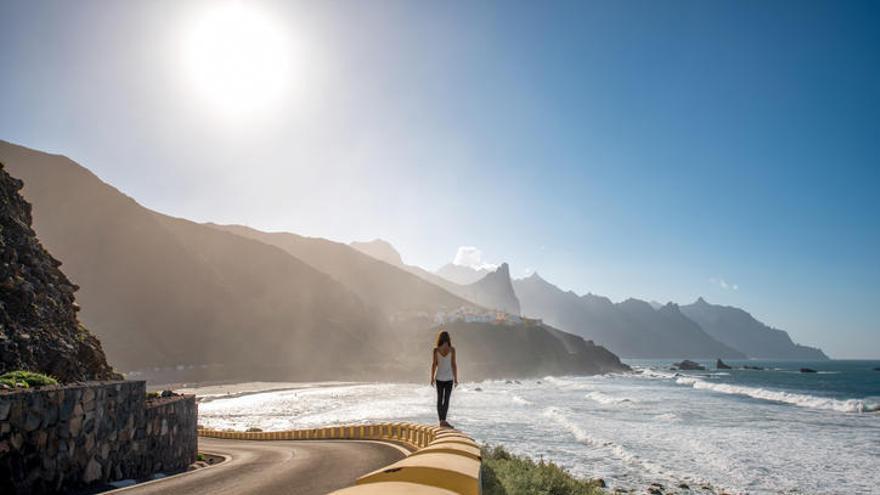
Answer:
[
  {"left": 0, "top": 163, "right": 119, "bottom": 382},
  {"left": 456, "top": 263, "right": 521, "bottom": 315}
]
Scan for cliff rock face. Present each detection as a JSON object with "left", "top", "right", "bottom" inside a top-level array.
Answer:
[
  {"left": 457, "top": 263, "right": 521, "bottom": 315},
  {"left": 0, "top": 163, "right": 119, "bottom": 381}
]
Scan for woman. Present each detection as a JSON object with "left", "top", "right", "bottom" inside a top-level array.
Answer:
[{"left": 430, "top": 330, "right": 458, "bottom": 427}]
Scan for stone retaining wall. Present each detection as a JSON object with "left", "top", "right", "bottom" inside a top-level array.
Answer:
[{"left": 0, "top": 380, "right": 196, "bottom": 495}]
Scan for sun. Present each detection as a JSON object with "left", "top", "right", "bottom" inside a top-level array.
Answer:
[{"left": 182, "top": 2, "right": 290, "bottom": 116}]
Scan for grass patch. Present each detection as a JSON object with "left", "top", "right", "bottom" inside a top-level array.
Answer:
[
  {"left": 196, "top": 453, "right": 206, "bottom": 462},
  {"left": 481, "top": 444, "right": 605, "bottom": 495},
  {"left": 0, "top": 370, "right": 59, "bottom": 389}
]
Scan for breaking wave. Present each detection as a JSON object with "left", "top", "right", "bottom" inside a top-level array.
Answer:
[
  {"left": 585, "top": 391, "right": 634, "bottom": 405},
  {"left": 541, "top": 407, "right": 668, "bottom": 476},
  {"left": 675, "top": 377, "right": 880, "bottom": 413}
]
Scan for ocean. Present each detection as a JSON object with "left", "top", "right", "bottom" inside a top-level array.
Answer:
[{"left": 187, "top": 359, "right": 880, "bottom": 495}]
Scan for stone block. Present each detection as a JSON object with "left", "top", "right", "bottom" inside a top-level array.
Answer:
[
  {"left": 60, "top": 393, "right": 77, "bottom": 420},
  {"left": 83, "top": 458, "right": 102, "bottom": 483},
  {"left": 69, "top": 416, "right": 83, "bottom": 436},
  {"left": 35, "top": 430, "right": 48, "bottom": 449},
  {"left": 85, "top": 432, "right": 95, "bottom": 452},
  {"left": 10, "top": 432, "right": 24, "bottom": 450},
  {"left": 24, "top": 412, "right": 42, "bottom": 432},
  {"left": 44, "top": 403, "right": 59, "bottom": 426}
]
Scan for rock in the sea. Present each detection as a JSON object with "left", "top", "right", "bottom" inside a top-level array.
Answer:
[
  {"left": 474, "top": 387, "right": 483, "bottom": 392},
  {"left": 716, "top": 358, "right": 732, "bottom": 370},
  {"left": 872, "top": 367, "right": 880, "bottom": 372},
  {"left": 673, "top": 360, "right": 706, "bottom": 371},
  {"left": 800, "top": 368, "right": 818, "bottom": 373},
  {"left": 744, "top": 365, "right": 764, "bottom": 370}
]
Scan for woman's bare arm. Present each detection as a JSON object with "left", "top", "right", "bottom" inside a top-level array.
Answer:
[
  {"left": 451, "top": 347, "right": 459, "bottom": 386},
  {"left": 430, "top": 348, "right": 438, "bottom": 386}
]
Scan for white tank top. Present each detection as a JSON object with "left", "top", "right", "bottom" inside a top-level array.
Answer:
[{"left": 436, "top": 349, "right": 454, "bottom": 381}]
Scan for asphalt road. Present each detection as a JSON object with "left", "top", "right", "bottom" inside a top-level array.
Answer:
[{"left": 107, "top": 437, "right": 407, "bottom": 495}]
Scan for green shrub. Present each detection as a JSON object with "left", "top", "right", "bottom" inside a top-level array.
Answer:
[
  {"left": 196, "top": 453, "right": 206, "bottom": 462},
  {"left": 481, "top": 444, "right": 605, "bottom": 495},
  {"left": 146, "top": 391, "right": 160, "bottom": 399},
  {"left": 0, "top": 370, "right": 59, "bottom": 389}
]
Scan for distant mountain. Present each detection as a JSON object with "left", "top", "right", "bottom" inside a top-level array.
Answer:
[
  {"left": 350, "top": 239, "right": 520, "bottom": 315},
  {"left": 681, "top": 297, "right": 828, "bottom": 360},
  {"left": 514, "top": 273, "right": 745, "bottom": 359},
  {"left": 454, "top": 263, "right": 520, "bottom": 315},
  {"left": 349, "top": 239, "right": 404, "bottom": 267},
  {"left": 0, "top": 141, "right": 384, "bottom": 378},
  {"left": 617, "top": 299, "right": 746, "bottom": 359},
  {"left": 435, "top": 263, "right": 493, "bottom": 285},
  {"left": 215, "top": 226, "right": 472, "bottom": 316},
  {"left": 0, "top": 162, "right": 119, "bottom": 382}
]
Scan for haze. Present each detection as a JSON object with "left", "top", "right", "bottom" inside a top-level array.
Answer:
[{"left": 0, "top": 0, "right": 877, "bottom": 358}]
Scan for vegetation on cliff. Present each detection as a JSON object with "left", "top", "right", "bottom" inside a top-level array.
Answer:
[
  {"left": 481, "top": 444, "right": 605, "bottom": 495},
  {"left": 0, "top": 370, "right": 58, "bottom": 388}
]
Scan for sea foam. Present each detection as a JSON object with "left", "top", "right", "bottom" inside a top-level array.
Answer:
[
  {"left": 675, "top": 377, "right": 880, "bottom": 413},
  {"left": 585, "top": 391, "right": 634, "bottom": 405}
]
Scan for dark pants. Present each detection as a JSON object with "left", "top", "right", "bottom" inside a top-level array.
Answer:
[{"left": 436, "top": 380, "right": 453, "bottom": 421}]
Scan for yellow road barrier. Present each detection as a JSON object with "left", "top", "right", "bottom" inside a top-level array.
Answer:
[
  {"left": 411, "top": 442, "right": 482, "bottom": 461},
  {"left": 199, "top": 422, "right": 481, "bottom": 494},
  {"left": 329, "top": 481, "right": 458, "bottom": 494},
  {"left": 356, "top": 452, "right": 481, "bottom": 495}
]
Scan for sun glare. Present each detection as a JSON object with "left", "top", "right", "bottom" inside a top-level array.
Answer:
[{"left": 182, "top": 2, "right": 290, "bottom": 117}]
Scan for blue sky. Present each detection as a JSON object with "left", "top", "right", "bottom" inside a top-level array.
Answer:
[{"left": 1, "top": 1, "right": 878, "bottom": 357}]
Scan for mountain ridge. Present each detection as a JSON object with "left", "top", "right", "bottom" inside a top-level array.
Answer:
[
  {"left": 681, "top": 297, "right": 828, "bottom": 360},
  {"left": 350, "top": 239, "right": 521, "bottom": 315},
  {"left": 513, "top": 274, "right": 747, "bottom": 359}
]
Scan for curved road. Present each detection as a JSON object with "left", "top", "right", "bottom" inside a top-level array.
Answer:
[{"left": 108, "top": 438, "right": 407, "bottom": 495}]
